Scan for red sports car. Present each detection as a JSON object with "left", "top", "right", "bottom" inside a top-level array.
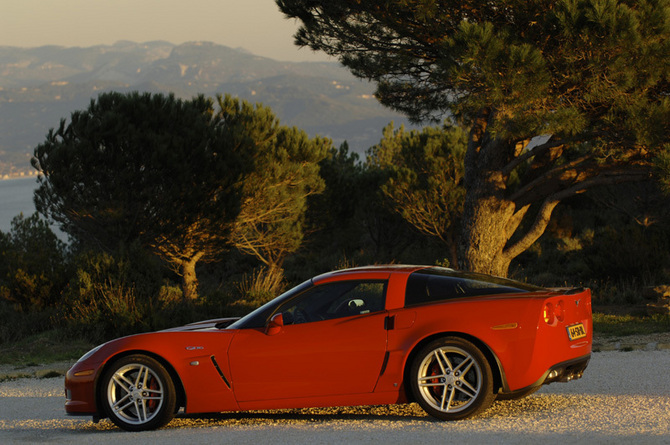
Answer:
[{"left": 65, "top": 265, "right": 592, "bottom": 431}]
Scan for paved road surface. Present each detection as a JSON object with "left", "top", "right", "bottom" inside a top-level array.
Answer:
[{"left": 1, "top": 350, "right": 669, "bottom": 444}]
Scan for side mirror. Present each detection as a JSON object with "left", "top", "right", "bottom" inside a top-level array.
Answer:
[{"left": 265, "top": 313, "right": 284, "bottom": 336}]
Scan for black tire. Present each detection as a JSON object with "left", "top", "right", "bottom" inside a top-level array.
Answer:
[
  {"left": 100, "top": 354, "right": 177, "bottom": 431},
  {"left": 410, "top": 337, "right": 496, "bottom": 420}
]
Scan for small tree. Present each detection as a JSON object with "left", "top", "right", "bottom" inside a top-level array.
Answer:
[
  {"left": 220, "top": 95, "right": 330, "bottom": 291},
  {"left": 32, "top": 92, "right": 244, "bottom": 299},
  {"left": 0, "top": 213, "right": 68, "bottom": 311},
  {"left": 368, "top": 123, "right": 467, "bottom": 266}
]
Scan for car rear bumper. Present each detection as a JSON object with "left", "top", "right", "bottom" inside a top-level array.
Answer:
[
  {"left": 540, "top": 353, "right": 591, "bottom": 384},
  {"left": 515, "top": 353, "right": 590, "bottom": 393}
]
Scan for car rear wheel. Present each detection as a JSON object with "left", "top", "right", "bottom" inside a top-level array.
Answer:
[
  {"left": 410, "top": 337, "right": 495, "bottom": 420},
  {"left": 100, "top": 354, "right": 176, "bottom": 431}
]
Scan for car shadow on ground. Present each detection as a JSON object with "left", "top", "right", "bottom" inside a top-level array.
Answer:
[
  {"left": 74, "top": 395, "right": 592, "bottom": 432},
  {"left": 176, "top": 403, "right": 431, "bottom": 425}
]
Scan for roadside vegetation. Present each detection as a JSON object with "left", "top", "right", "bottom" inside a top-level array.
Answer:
[
  {"left": 1, "top": 0, "right": 669, "bottom": 363},
  {"left": 1, "top": 135, "right": 669, "bottom": 363}
]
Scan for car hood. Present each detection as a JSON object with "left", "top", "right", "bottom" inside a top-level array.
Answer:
[{"left": 159, "top": 317, "right": 241, "bottom": 332}]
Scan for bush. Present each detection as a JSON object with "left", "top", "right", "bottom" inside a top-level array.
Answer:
[
  {"left": 0, "top": 300, "right": 56, "bottom": 344},
  {"left": 0, "top": 213, "right": 68, "bottom": 311},
  {"left": 58, "top": 247, "right": 167, "bottom": 342}
]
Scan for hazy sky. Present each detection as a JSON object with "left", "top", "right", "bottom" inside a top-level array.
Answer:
[{"left": 0, "top": 0, "right": 331, "bottom": 62}]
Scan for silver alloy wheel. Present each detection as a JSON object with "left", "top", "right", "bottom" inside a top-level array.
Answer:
[
  {"left": 416, "top": 345, "right": 483, "bottom": 413},
  {"left": 106, "top": 363, "right": 165, "bottom": 425}
]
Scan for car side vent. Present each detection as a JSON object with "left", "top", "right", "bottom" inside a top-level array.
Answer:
[{"left": 210, "top": 355, "right": 231, "bottom": 389}]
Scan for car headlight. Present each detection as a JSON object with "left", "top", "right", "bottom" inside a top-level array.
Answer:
[{"left": 77, "top": 343, "right": 104, "bottom": 363}]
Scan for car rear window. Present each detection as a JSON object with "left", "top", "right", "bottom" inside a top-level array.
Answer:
[{"left": 404, "top": 267, "right": 543, "bottom": 307}]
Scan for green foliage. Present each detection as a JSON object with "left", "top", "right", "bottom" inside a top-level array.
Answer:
[
  {"left": 515, "top": 182, "right": 670, "bottom": 305},
  {"left": 593, "top": 313, "right": 670, "bottom": 336},
  {"left": 32, "top": 92, "right": 245, "bottom": 299},
  {"left": 279, "top": 0, "right": 670, "bottom": 277},
  {"left": 302, "top": 142, "right": 433, "bottom": 275},
  {"left": 221, "top": 94, "right": 331, "bottom": 287},
  {"left": 0, "top": 328, "right": 93, "bottom": 366},
  {"left": 368, "top": 123, "right": 467, "bottom": 265},
  {"left": 58, "top": 249, "right": 156, "bottom": 341},
  {"left": 230, "top": 267, "right": 283, "bottom": 313},
  {"left": 0, "top": 301, "right": 57, "bottom": 344},
  {"left": 280, "top": 0, "right": 670, "bottom": 138},
  {"left": 0, "top": 213, "right": 68, "bottom": 311},
  {"left": 584, "top": 225, "right": 670, "bottom": 279},
  {"left": 56, "top": 248, "right": 210, "bottom": 343},
  {"left": 305, "top": 143, "right": 370, "bottom": 262},
  {"left": 31, "top": 91, "right": 332, "bottom": 299},
  {"left": 655, "top": 144, "right": 670, "bottom": 194}
]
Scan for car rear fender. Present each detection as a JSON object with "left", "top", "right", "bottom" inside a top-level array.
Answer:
[
  {"left": 401, "top": 332, "right": 506, "bottom": 402},
  {"left": 94, "top": 350, "right": 187, "bottom": 417}
]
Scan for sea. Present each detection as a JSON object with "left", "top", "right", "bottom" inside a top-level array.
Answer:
[{"left": 0, "top": 176, "right": 41, "bottom": 233}]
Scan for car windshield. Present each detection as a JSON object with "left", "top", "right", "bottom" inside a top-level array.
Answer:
[{"left": 226, "top": 279, "right": 313, "bottom": 329}]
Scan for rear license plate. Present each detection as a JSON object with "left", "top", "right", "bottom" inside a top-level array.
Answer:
[{"left": 567, "top": 323, "right": 587, "bottom": 340}]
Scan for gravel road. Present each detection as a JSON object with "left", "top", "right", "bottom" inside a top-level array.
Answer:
[{"left": 1, "top": 350, "right": 669, "bottom": 444}]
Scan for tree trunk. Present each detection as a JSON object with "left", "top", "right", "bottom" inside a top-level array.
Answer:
[
  {"left": 461, "top": 195, "right": 516, "bottom": 277},
  {"left": 459, "top": 110, "right": 563, "bottom": 277},
  {"left": 460, "top": 109, "right": 517, "bottom": 277},
  {"left": 181, "top": 258, "right": 200, "bottom": 300}
]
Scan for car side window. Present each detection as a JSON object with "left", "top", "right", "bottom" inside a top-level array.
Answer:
[
  {"left": 405, "top": 269, "right": 537, "bottom": 307},
  {"left": 279, "top": 280, "right": 387, "bottom": 325}
]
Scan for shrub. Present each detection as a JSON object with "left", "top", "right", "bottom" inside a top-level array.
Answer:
[
  {"left": 0, "top": 300, "right": 56, "bottom": 344},
  {"left": 0, "top": 213, "right": 68, "bottom": 311},
  {"left": 58, "top": 247, "right": 165, "bottom": 342}
]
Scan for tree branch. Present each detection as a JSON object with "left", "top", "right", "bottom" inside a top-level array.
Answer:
[
  {"left": 509, "top": 155, "right": 593, "bottom": 205},
  {"left": 502, "top": 169, "right": 652, "bottom": 262},
  {"left": 501, "top": 137, "right": 571, "bottom": 176}
]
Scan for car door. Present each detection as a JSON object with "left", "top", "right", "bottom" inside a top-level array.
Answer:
[{"left": 228, "top": 280, "right": 389, "bottom": 402}]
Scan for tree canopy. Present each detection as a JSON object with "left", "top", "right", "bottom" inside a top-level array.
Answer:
[
  {"left": 0, "top": 213, "right": 68, "bottom": 311},
  {"left": 219, "top": 95, "right": 331, "bottom": 290},
  {"left": 32, "top": 92, "right": 244, "bottom": 299},
  {"left": 278, "top": 0, "right": 670, "bottom": 275},
  {"left": 32, "top": 92, "right": 330, "bottom": 298},
  {"left": 369, "top": 123, "right": 467, "bottom": 266}
]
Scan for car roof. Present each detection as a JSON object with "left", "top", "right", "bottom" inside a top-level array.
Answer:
[{"left": 312, "top": 264, "right": 433, "bottom": 284}]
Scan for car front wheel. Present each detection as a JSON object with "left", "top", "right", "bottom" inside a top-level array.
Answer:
[
  {"left": 100, "top": 354, "right": 177, "bottom": 431},
  {"left": 410, "top": 337, "right": 495, "bottom": 420}
]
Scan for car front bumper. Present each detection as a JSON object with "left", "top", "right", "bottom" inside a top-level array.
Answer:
[{"left": 64, "top": 362, "right": 101, "bottom": 416}]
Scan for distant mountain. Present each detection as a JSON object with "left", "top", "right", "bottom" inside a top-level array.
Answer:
[{"left": 0, "top": 41, "right": 413, "bottom": 178}]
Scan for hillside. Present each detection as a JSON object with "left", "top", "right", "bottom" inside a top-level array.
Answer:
[{"left": 0, "top": 41, "right": 411, "bottom": 177}]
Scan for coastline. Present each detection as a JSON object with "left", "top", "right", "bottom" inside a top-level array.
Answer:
[
  {"left": 0, "top": 175, "right": 40, "bottom": 232},
  {"left": 0, "top": 172, "right": 39, "bottom": 181}
]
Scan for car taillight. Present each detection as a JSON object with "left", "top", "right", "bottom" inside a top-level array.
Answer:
[
  {"left": 544, "top": 300, "right": 565, "bottom": 326},
  {"left": 543, "top": 302, "right": 554, "bottom": 324},
  {"left": 554, "top": 300, "right": 565, "bottom": 322}
]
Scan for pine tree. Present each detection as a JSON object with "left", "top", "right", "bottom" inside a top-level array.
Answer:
[
  {"left": 32, "top": 92, "right": 244, "bottom": 299},
  {"left": 219, "top": 95, "right": 330, "bottom": 291},
  {"left": 278, "top": 0, "right": 670, "bottom": 275}
]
